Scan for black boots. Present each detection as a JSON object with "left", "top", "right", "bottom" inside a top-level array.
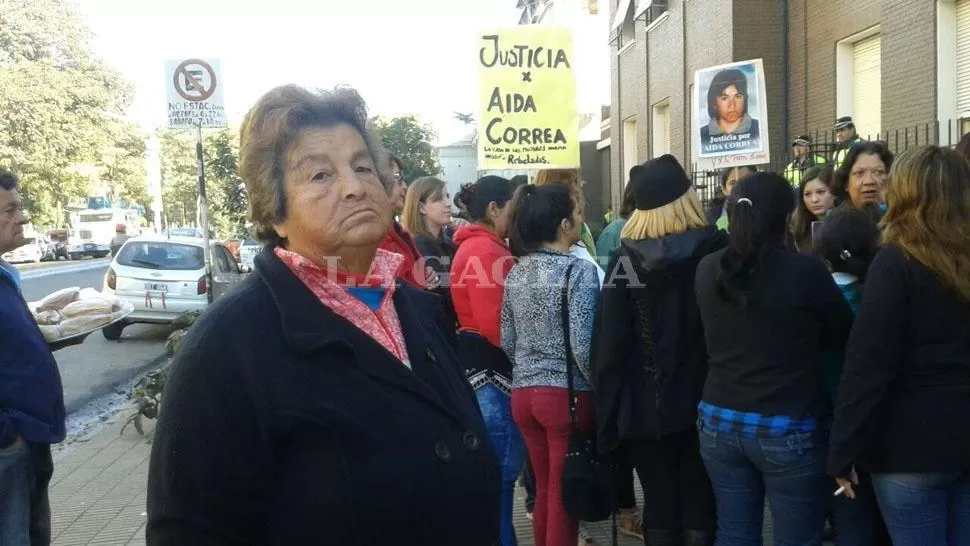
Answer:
[{"left": 682, "top": 529, "right": 714, "bottom": 546}]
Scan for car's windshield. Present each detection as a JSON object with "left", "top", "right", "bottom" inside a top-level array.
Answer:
[{"left": 116, "top": 242, "right": 205, "bottom": 271}]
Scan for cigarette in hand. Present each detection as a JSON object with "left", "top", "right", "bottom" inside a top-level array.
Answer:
[{"left": 833, "top": 486, "right": 846, "bottom": 497}]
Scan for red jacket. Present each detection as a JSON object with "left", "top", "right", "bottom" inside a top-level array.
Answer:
[
  {"left": 379, "top": 221, "right": 425, "bottom": 288},
  {"left": 450, "top": 225, "right": 513, "bottom": 348}
]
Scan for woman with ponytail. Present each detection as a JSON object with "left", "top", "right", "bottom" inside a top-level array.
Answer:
[
  {"left": 693, "top": 172, "right": 855, "bottom": 545},
  {"left": 450, "top": 175, "right": 522, "bottom": 546},
  {"left": 501, "top": 183, "right": 600, "bottom": 546}
]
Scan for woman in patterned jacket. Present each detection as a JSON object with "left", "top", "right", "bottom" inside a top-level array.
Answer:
[{"left": 501, "top": 183, "right": 601, "bottom": 546}]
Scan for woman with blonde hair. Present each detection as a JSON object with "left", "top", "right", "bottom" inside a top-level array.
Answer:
[
  {"left": 592, "top": 154, "right": 724, "bottom": 546},
  {"left": 828, "top": 145, "right": 970, "bottom": 546}
]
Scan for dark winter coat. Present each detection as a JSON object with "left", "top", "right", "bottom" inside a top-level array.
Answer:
[
  {"left": 147, "top": 249, "right": 501, "bottom": 546},
  {"left": 591, "top": 227, "right": 726, "bottom": 452}
]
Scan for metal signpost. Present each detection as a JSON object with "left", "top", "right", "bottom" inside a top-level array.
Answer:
[{"left": 165, "top": 58, "right": 228, "bottom": 302}]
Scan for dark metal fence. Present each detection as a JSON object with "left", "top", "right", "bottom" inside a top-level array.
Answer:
[{"left": 688, "top": 118, "right": 969, "bottom": 209}]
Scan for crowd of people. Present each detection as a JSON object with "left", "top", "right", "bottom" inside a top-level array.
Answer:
[
  {"left": 2, "top": 82, "right": 968, "bottom": 546},
  {"left": 146, "top": 86, "right": 970, "bottom": 546}
]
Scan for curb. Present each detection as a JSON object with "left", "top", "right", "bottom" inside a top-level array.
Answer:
[{"left": 20, "top": 260, "right": 110, "bottom": 280}]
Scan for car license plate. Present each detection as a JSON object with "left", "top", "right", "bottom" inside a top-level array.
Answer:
[
  {"left": 144, "top": 283, "right": 168, "bottom": 292},
  {"left": 85, "top": 244, "right": 95, "bottom": 250}
]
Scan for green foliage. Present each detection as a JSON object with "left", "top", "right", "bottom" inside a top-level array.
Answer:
[
  {"left": 0, "top": 0, "right": 147, "bottom": 228},
  {"left": 157, "top": 128, "right": 246, "bottom": 238},
  {"left": 371, "top": 116, "right": 441, "bottom": 182}
]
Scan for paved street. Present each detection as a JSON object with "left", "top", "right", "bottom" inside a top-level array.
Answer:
[{"left": 17, "top": 259, "right": 172, "bottom": 414}]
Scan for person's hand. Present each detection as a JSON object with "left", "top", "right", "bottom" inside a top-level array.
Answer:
[
  {"left": 424, "top": 266, "right": 441, "bottom": 290},
  {"left": 0, "top": 436, "right": 24, "bottom": 453},
  {"left": 835, "top": 467, "right": 859, "bottom": 500}
]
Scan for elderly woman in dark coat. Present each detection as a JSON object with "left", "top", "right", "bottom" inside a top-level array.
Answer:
[{"left": 146, "top": 85, "right": 501, "bottom": 545}]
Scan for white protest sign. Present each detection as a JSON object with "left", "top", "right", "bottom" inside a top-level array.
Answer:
[{"left": 165, "top": 58, "right": 228, "bottom": 129}]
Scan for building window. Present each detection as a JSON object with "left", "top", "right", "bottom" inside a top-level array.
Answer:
[
  {"left": 652, "top": 101, "right": 671, "bottom": 157},
  {"left": 620, "top": 11, "right": 635, "bottom": 47},
  {"left": 956, "top": 1, "right": 970, "bottom": 120},
  {"left": 610, "top": 0, "right": 635, "bottom": 48},
  {"left": 623, "top": 117, "right": 638, "bottom": 176},
  {"left": 836, "top": 28, "right": 882, "bottom": 139},
  {"left": 636, "top": 0, "right": 668, "bottom": 25}
]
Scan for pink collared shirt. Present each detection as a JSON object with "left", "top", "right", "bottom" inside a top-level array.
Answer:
[{"left": 274, "top": 247, "right": 411, "bottom": 367}]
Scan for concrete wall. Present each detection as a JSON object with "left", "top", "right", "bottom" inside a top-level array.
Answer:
[{"left": 437, "top": 145, "right": 478, "bottom": 201}]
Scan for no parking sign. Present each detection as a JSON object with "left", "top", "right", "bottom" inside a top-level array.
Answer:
[{"left": 165, "top": 58, "right": 228, "bottom": 129}]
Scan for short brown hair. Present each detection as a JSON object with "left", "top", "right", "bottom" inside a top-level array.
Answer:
[{"left": 238, "top": 85, "right": 388, "bottom": 246}]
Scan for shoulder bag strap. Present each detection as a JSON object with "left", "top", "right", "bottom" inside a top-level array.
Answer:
[{"left": 561, "top": 260, "right": 578, "bottom": 426}]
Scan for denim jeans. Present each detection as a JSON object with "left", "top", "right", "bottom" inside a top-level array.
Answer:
[
  {"left": 0, "top": 442, "right": 53, "bottom": 546},
  {"left": 871, "top": 471, "right": 970, "bottom": 546},
  {"left": 476, "top": 384, "right": 525, "bottom": 546},
  {"left": 698, "top": 420, "right": 828, "bottom": 546}
]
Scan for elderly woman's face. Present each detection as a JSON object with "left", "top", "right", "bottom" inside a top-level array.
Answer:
[
  {"left": 848, "top": 153, "right": 887, "bottom": 208},
  {"left": 274, "top": 124, "right": 392, "bottom": 258}
]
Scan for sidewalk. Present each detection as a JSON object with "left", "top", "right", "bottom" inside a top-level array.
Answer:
[
  {"left": 48, "top": 409, "right": 637, "bottom": 546},
  {"left": 49, "top": 411, "right": 149, "bottom": 546},
  {"left": 47, "top": 409, "right": 767, "bottom": 546}
]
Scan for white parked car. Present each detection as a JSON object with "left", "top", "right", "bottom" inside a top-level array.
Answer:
[
  {"left": 1, "top": 237, "right": 44, "bottom": 263},
  {"left": 101, "top": 236, "right": 244, "bottom": 340},
  {"left": 238, "top": 238, "right": 261, "bottom": 272}
]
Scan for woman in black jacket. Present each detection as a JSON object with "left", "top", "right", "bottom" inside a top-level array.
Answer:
[
  {"left": 401, "top": 176, "right": 459, "bottom": 331},
  {"left": 694, "top": 172, "right": 855, "bottom": 546},
  {"left": 828, "top": 146, "right": 970, "bottom": 546},
  {"left": 146, "top": 85, "right": 500, "bottom": 545},
  {"left": 592, "top": 155, "right": 725, "bottom": 546}
]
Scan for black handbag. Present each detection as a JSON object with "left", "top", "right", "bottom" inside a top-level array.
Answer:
[{"left": 559, "top": 261, "right": 615, "bottom": 523}]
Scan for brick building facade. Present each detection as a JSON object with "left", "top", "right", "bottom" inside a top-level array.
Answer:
[{"left": 609, "top": 0, "right": 968, "bottom": 207}]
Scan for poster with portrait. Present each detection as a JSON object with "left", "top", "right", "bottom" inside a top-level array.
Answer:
[{"left": 693, "top": 59, "right": 770, "bottom": 168}]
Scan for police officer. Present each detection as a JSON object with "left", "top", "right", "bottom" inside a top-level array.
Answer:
[
  {"left": 783, "top": 135, "right": 827, "bottom": 187},
  {"left": 832, "top": 116, "right": 865, "bottom": 169}
]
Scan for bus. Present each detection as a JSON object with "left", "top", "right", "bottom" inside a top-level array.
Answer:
[{"left": 68, "top": 207, "right": 142, "bottom": 259}]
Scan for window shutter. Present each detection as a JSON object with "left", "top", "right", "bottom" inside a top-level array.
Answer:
[
  {"left": 852, "top": 35, "right": 881, "bottom": 139},
  {"left": 957, "top": 0, "right": 970, "bottom": 118}
]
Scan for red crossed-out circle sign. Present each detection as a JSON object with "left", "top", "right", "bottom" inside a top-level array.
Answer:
[{"left": 173, "top": 59, "right": 217, "bottom": 102}]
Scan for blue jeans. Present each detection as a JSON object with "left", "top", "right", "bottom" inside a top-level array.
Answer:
[
  {"left": 476, "top": 384, "right": 525, "bottom": 546},
  {"left": 0, "top": 442, "right": 52, "bottom": 546},
  {"left": 698, "top": 420, "right": 828, "bottom": 546},
  {"left": 871, "top": 471, "right": 970, "bottom": 546}
]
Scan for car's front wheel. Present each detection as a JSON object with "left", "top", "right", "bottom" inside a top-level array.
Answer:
[{"left": 102, "top": 322, "right": 126, "bottom": 341}]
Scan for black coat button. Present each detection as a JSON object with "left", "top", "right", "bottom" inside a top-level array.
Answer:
[
  {"left": 434, "top": 442, "right": 452, "bottom": 462},
  {"left": 462, "top": 431, "right": 480, "bottom": 451}
]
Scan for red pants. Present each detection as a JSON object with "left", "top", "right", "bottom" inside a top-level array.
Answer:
[{"left": 512, "top": 387, "right": 594, "bottom": 546}]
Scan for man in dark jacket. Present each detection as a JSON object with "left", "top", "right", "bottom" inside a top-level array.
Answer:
[{"left": 0, "top": 168, "right": 69, "bottom": 546}]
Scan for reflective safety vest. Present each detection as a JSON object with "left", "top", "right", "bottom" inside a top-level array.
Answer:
[
  {"left": 784, "top": 155, "right": 829, "bottom": 187},
  {"left": 832, "top": 137, "right": 864, "bottom": 169}
]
